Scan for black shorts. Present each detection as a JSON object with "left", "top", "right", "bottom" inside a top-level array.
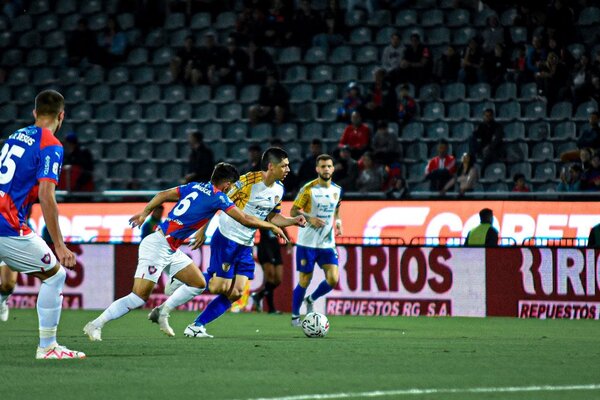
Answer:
[{"left": 257, "top": 237, "right": 283, "bottom": 265}]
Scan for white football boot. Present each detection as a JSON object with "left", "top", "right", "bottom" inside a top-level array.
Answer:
[
  {"left": 148, "top": 306, "right": 175, "bottom": 337},
  {"left": 304, "top": 296, "right": 314, "bottom": 314},
  {"left": 36, "top": 343, "right": 86, "bottom": 359},
  {"left": 83, "top": 321, "right": 102, "bottom": 341},
  {"left": 183, "top": 324, "right": 213, "bottom": 338}
]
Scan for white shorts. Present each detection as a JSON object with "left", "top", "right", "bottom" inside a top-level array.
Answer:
[
  {"left": 0, "top": 233, "right": 57, "bottom": 274},
  {"left": 134, "top": 232, "right": 193, "bottom": 284}
]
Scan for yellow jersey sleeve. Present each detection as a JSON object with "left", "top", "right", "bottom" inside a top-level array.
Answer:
[
  {"left": 228, "top": 172, "right": 262, "bottom": 210},
  {"left": 293, "top": 181, "right": 313, "bottom": 213}
]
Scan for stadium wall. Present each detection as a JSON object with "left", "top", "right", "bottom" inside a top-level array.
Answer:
[{"left": 8, "top": 244, "right": 600, "bottom": 320}]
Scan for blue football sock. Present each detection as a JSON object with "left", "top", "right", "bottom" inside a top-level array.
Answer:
[
  {"left": 292, "top": 284, "right": 307, "bottom": 317},
  {"left": 194, "top": 294, "right": 231, "bottom": 326},
  {"left": 309, "top": 280, "right": 333, "bottom": 302}
]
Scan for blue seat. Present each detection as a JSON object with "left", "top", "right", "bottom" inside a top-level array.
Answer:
[
  {"left": 422, "top": 102, "right": 445, "bottom": 120},
  {"left": 504, "top": 122, "right": 525, "bottom": 141},
  {"left": 442, "top": 83, "right": 465, "bottom": 102}
]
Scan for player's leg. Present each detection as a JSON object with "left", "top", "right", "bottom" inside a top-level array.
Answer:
[
  {"left": 264, "top": 262, "right": 283, "bottom": 314},
  {"left": 0, "top": 234, "right": 85, "bottom": 359},
  {"left": 304, "top": 248, "right": 340, "bottom": 312},
  {"left": 0, "top": 263, "right": 18, "bottom": 322},
  {"left": 251, "top": 242, "right": 271, "bottom": 312},
  {"left": 292, "top": 246, "right": 317, "bottom": 326},
  {"left": 84, "top": 233, "right": 166, "bottom": 340}
]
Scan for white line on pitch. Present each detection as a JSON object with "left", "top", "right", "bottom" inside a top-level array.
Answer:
[{"left": 240, "top": 384, "right": 600, "bottom": 400}]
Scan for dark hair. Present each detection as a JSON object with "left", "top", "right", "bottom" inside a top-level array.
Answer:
[
  {"left": 484, "top": 108, "right": 494, "bottom": 115},
  {"left": 391, "top": 31, "right": 400, "bottom": 38},
  {"left": 316, "top": 154, "right": 334, "bottom": 165},
  {"left": 248, "top": 143, "right": 262, "bottom": 152},
  {"left": 35, "top": 90, "right": 64, "bottom": 117},
  {"left": 513, "top": 173, "right": 525, "bottom": 182},
  {"left": 570, "top": 163, "right": 583, "bottom": 173},
  {"left": 261, "top": 147, "right": 288, "bottom": 171},
  {"left": 438, "top": 139, "right": 449, "bottom": 147},
  {"left": 591, "top": 111, "right": 599, "bottom": 117},
  {"left": 311, "top": 138, "right": 322, "bottom": 146},
  {"left": 410, "top": 33, "right": 420, "bottom": 40},
  {"left": 211, "top": 162, "right": 240, "bottom": 185},
  {"left": 189, "top": 131, "right": 203, "bottom": 142},
  {"left": 479, "top": 208, "right": 493, "bottom": 223}
]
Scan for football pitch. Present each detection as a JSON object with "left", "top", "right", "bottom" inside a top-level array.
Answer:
[{"left": 1, "top": 310, "right": 599, "bottom": 400}]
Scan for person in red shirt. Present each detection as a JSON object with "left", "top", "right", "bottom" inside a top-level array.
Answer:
[
  {"left": 338, "top": 111, "right": 371, "bottom": 159},
  {"left": 425, "top": 139, "right": 456, "bottom": 191},
  {"left": 512, "top": 173, "right": 530, "bottom": 192}
]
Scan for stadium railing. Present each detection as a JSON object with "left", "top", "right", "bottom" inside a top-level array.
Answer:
[
  {"left": 409, "top": 237, "right": 517, "bottom": 246},
  {"left": 521, "top": 237, "right": 589, "bottom": 247}
]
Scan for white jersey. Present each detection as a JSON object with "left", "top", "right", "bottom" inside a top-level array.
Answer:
[
  {"left": 293, "top": 179, "right": 341, "bottom": 249},
  {"left": 218, "top": 171, "right": 284, "bottom": 246}
]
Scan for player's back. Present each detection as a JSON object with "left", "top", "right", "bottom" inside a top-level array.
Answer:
[{"left": 0, "top": 125, "right": 63, "bottom": 236}]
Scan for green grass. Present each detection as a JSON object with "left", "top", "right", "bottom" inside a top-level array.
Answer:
[{"left": 1, "top": 309, "right": 599, "bottom": 400}]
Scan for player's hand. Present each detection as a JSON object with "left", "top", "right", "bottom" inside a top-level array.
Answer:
[
  {"left": 129, "top": 212, "right": 147, "bottom": 228},
  {"left": 285, "top": 241, "right": 294, "bottom": 254},
  {"left": 335, "top": 221, "right": 343, "bottom": 236},
  {"left": 308, "top": 216, "right": 326, "bottom": 228},
  {"left": 294, "top": 215, "right": 307, "bottom": 227},
  {"left": 271, "top": 226, "right": 288, "bottom": 243},
  {"left": 55, "top": 243, "right": 76, "bottom": 268},
  {"left": 190, "top": 230, "right": 206, "bottom": 250}
]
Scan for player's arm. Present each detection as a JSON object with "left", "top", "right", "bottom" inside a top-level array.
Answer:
[
  {"left": 225, "top": 206, "right": 289, "bottom": 243},
  {"left": 268, "top": 211, "right": 306, "bottom": 228},
  {"left": 334, "top": 206, "right": 343, "bottom": 236},
  {"left": 38, "top": 180, "right": 76, "bottom": 268},
  {"left": 290, "top": 205, "right": 326, "bottom": 228},
  {"left": 190, "top": 224, "right": 208, "bottom": 250},
  {"left": 129, "top": 187, "right": 180, "bottom": 227}
]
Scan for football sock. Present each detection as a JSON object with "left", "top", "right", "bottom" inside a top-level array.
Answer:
[
  {"left": 265, "top": 281, "right": 278, "bottom": 312},
  {"left": 292, "top": 284, "right": 307, "bottom": 317},
  {"left": 203, "top": 272, "right": 212, "bottom": 289},
  {"left": 37, "top": 267, "right": 66, "bottom": 348},
  {"left": 93, "top": 293, "right": 145, "bottom": 328},
  {"left": 194, "top": 294, "right": 231, "bottom": 326},
  {"left": 0, "top": 289, "right": 13, "bottom": 304},
  {"left": 162, "top": 285, "right": 204, "bottom": 314},
  {"left": 309, "top": 280, "right": 333, "bottom": 302}
]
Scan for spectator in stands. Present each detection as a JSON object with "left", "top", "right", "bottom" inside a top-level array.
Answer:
[
  {"left": 398, "top": 33, "right": 431, "bottom": 88},
  {"left": 470, "top": 108, "right": 504, "bottom": 171},
  {"left": 425, "top": 139, "right": 456, "bottom": 192},
  {"left": 249, "top": 72, "right": 289, "bottom": 125},
  {"left": 592, "top": 51, "right": 600, "bottom": 77},
  {"left": 63, "top": 132, "right": 95, "bottom": 192},
  {"left": 313, "top": 0, "right": 346, "bottom": 50},
  {"left": 264, "top": 0, "right": 292, "bottom": 47},
  {"left": 372, "top": 121, "right": 399, "bottom": 166},
  {"left": 170, "top": 35, "right": 200, "bottom": 84},
  {"left": 525, "top": 36, "right": 547, "bottom": 81},
  {"left": 441, "top": 152, "right": 478, "bottom": 196},
  {"left": 571, "top": 53, "right": 592, "bottom": 106},
  {"left": 346, "top": 0, "right": 376, "bottom": 19},
  {"left": 290, "top": 0, "right": 324, "bottom": 49},
  {"left": 484, "top": 44, "right": 509, "bottom": 89},
  {"left": 67, "top": 18, "right": 99, "bottom": 67},
  {"left": 582, "top": 152, "right": 600, "bottom": 190},
  {"left": 535, "top": 52, "right": 569, "bottom": 107},
  {"left": 512, "top": 44, "right": 528, "bottom": 85},
  {"left": 513, "top": 4, "right": 539, "bottom": 33},
  {"left": 465, "top": 208, "right": 498, "bottom": 247},
  {"left": 297, "top": 139, "right": 323, "bottom": 184},
  {"left": 242, "top": 144, "right": 262, "bottom": 173},
  {"left": 200, "top": 31, "right": 227, "bottom": 86},
  {"left": 587, "top": 222, "right": 600, "bottom": 247},
  {"left": 140, "top": 206, "right": 164, "bottom": 239},
  {"left": 545, "top": 0, "right": 575, "bottom": 45},
  {"left": 560, "top": 112, "right": 600, "bottom": 162},
  {"left": 434, "top": 45, "right": 461, "bottom": 84},
  {"left": 481, "top": 15, "right": 505, "bottom": 54},
  {"left": 2, "top": 0, "right": 18, "bottom": 19},
  {"left": 337, "top": 82, "right": 362, "bottom": 122},
  {"left": 363, "top": 68, "right": 397, "bottom": 122},
  {"left": 557, "top": 163, "right": 583, "bottom": 192},
  {"left": 579, "top": 147, "right": 593, "bottom": 172},
  {"left": 512, "top": 173, "right": 530, "bottom": 192},
  {"left": 338, "top": 111, "right": 371, "bottom": 159},
  {"left": 458, "top": 38, "right": 485, "bottom": 84},
  {"left": 217, "top": 36, "right": 249, "bottom": 85},
  {"left": 334, "top": 145, "right": 359, "bottom": 191},
  {"left": 590, "top": 75, "right": 600, "bottom": 105},
  {"left": 381, "top": 31, "right": 403, "bottom": 84},
  {"left": 245, "top": 40, "right": 276, "bottom": 85},
  {"left": 356, "top": 152, "right": 386, "bottom": 193},
  {"left": 184, "top": 131, "right": 214, "bottom": 183},
  {"left": 397, "top": 84, "right": 416, "bottom": 127},
  {"left": 97, "top": 16, "right": 128, "bottom": 67}
]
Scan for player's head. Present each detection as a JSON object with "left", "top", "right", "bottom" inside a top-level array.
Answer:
[
  {"left": 315, "top": 154, "right": 335, "bottom": 181},
  {"left": 34, "top": 90, "right": 65, "bottom": 130},
  {"left": 211, "top": 162, "right": 240, "bottom": 192},
  {"left": 479, "top": 208, "right": 493, "bottom": 224},
  {"left": 261, "top": 147, "right": 289, "bottom": 181}
]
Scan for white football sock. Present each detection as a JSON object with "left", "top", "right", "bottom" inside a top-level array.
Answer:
[
  {"left": 93, "top": 293, "right": 145, "bottom": 328},
  {"left": 162, "top": 285, "right": 204, "bottom": 314},
  {"left": 37, "top": 267, "right": 66, "bottom": 348}
]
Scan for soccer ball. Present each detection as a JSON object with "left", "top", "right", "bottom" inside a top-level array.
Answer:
[{"left": 302, "top": 312, "right": 330, "bottom": 338}]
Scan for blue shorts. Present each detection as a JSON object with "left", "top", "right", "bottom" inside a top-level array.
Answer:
[
  {"left": 207, "top": 229, "right": 255, "bottom": 280},
  {"left": 296, "top": 245, "right": 338, "bottom": 274}
]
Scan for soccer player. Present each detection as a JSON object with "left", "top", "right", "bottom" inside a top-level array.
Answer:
[
  {"left": 0, "top": 90, "right": 85, "bottom": 359},
  {"left": 184, "top": 147, "right": 306, "bottom": 338},
  {"left": 250, "top": 228, "right": 288, "bottom": 313},
  {"left": 290, "top": 154, "right": 342, "bottom": 327},
  {"left": 0, "top": 263, "right": 18, "bottom": 322},
  {"left": 83, "top": 163, "right": 287, "bottom": 340}
]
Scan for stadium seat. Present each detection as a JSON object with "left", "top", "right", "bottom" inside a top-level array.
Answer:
[
  {"left": 291, "top": 103, "right": 317, "bottom": 122},
  {"left": 137, "top": 85, "right": 160, "bottom": 104},
  {"left": 114, "top": 85, "right": 136, "bottom": 104},
  {"left": 335, "top": 65, "right": 358, "bottom": 82},
  {"left": 355, "top": 46, "right": 378, "bottom": 64},
  {"left": 108, "top": 162, "right": 133, "bottom": 181},
  {"left": 250, "top": 124, "right": 272, "bottom": 141},
  {"left": 326, "top": 122, "right": 346, "bottom": 141},
  {"left": 12, "top": 85, "right": 36, "bottom": 105},
  {"left": 450, "top": 122, "right": 473, "bottom": 142},
  {"left": 495, "top": 82, "right": 517, "bottom": 101},
  {"left": 318, "top": 103, "right": 338, "bottom": 122},
  {"left": 530, "top": 142, "right": 554, "bottom": 161},
  {"left": 278, "top": 47, "right": 302, "bottom": 64},
  {"left": 305, "top": 47, "right": 327, "bottom": 65},
  {"left": 504, "top": 122, "right": 525, "bottom": 141},
  {"left": 497, "top": 101, "right": 521, "bottom": 120},
  {"left": 7, "top": 68, "right": 29, "bottom": 86},
  {"left": 11, "top": 15, "right": 32, "bottom": 33},
  {"left": 101, "top": 123, "right": 125, "bottom": 141},
  {"left": 193, "top": 103, "right": 217, "bottom": 122},
  {"left": 426, "top": 27, "right": 450, "bottom": 45},
  {"left": 447, "top": 9, "right": 470, "bottom": 27},
  {"left": 213, "top": 85, "right": 236, "bottom": 104},
  {"left": 224, "top": 123, "right": 247, "bottom": 140},
  {"left": 505, "top": 142, "right": 528, "bottom": 163},
  {"left": 523, "top": 101, "right": 547, "bottom": 120},
  {"left": 402, "top": 27, "right": 425, "bottom": 44},
  {"left": 468, "top": 83, "right": 491, "bottom": 101},
  {"left": 483, "top": 163, "right": 506, "bottom": 182},
  {"left": 144, "top": 29, "right": 164, "bottom": 48},
  {"left": 443, "top": 83, "right": 466, "bottom": 102},
  {"left": 120, "top": 104, "right": 143, "bottom": 122},
  {"left": 426, "top": 122, "right": 449, "bottom": 140},
  {"left": 405, "top": 143, "right": 428, "bottom": 162},
  {"left": 215, "top": 12, "right": 236, "bottom": 30},
  {"left": 169, "top": 29, "right": 189, "bottom": 47},
  {"left": 509, "top": 162, "right": 532, "bottom": 180},
  {"left": 568, "top": 43, "right": 585, "bottom": 61},
  {"left": 345, "top": 9, "right": 365, "bottom": 27},
  {"left": 0, "top": 31, "right": 11, "bottom": 49},
  {"left": 452, "top": 27, "right": 476, "bottom": 46},
  {"left": 70, "top": 104, "right": 93, "bottom": 121},
  {"left": 148, "top": 123, "right": 173, "bottom": 141},
  {"left": 88, "top": 13, "right": 107, "bottom": 31},
  {"left": 0, "top": 104, "right": 17, "bottom": 123},
  {"left": 117, "top": 13, "right": 135, "bottom": 31},
  {"left": 422, "top": 102, "right": 445, "bottom": 120},
  {"left": 189, "top": 86, "right": 211, "bottom": 103},
  {"left": 129, "top": 142, "right": 153, "bottom": 161},
  {"left": 275, "top": 123, "right": 298, "bottom": 141},
  {"left": 126, "top": 48, "right": 148, "bottom": 66},
  {"left": 520, "top": 83, "right": 538, "bottom": 100},
  {"left": 329, "top": 46, "right": 352, "bottom": 64},
  {"left": 552, "top": 121, "right": 576, "bottom": 141},
  {"left": 154, "top": 142, "right": 178, "bottom": 161},
  {"left": 44, "top": 31, "right": 65, "bottom": 49},
  {"left": 191, "top": 13, "right": 211, "bottom": 30},
  {"left": 395, "top": 9, "right": 417, "bottom": 27},
  {"left": 510, "top": 26, "right": 527, "bottom": 43},
  {"left": 375, "top": 26, "right": 396, "bottom": 45},
  {"left": 419, "top": 84, "right": 440, "bottom": 101},
  {"left": 152, "top": 48, "right": 173, "bottom": 66},
  {"left": 83, "top": 67, "right": 104, "bottom": 85},
  {"left": 105, "top": 143, "right": 128, "bottom": 161},
  {"left": 532, "top": 162, "right": 557, "bottom": 182},
  {"left": 350, "top": 27, "right": 372, "bottom": 45},
  {"left": 302, "top": 122, "right": 324, "bottom": 141},
  {"left": 108, "top": 67, "right": 129, "bottom": 85},
  {"left": 56, "top": 0, "right": 76, "bottom": 14},
  {"left": 556, "top": 142, "right": 577, "bottom": 156},
  {"left": 575, "top": 101, "right": 598, "bottom": 119},
  {"left": 239, "top": 85, "right": 260, "bottom": 104},
  {"left": 549, "top": 102, "right": 572, "bottom": 121},
  {"left": 168, "top": 103, "right": 192, "bottom": 122},
  {"left": 407, "top": 162, "right": 427, "bottom": 182},
  {"left": 527, "top": 121, "right": 550, "bottom": 141},
  {"left": 26, "top": 49, "right": 47, "bottom": 67},
  {"left": 77, "top": 123, "right": 97, "bottom": 143},
  {"left": 447, "top": 103, "right": 470, "bottom": 121},
  {"left": 470, "top": 101, "right": 495, "bottom": 119},
  {"left": 228, "top": 142, "right": 249, "bottom": 161},
  {"left": 401, "top": 122, "right": 424, "bottom": 141},
  {"left": 65, "top": 85, "right": 87, "bottom": 105},
  {"left": 134, "top": 163, "right": 158, "bottom": 181},
  {"left": 315, "top": 84, "right": 337, "bottom": 104},
  {"left": 367, "top": 10, "right": 391, "bottom": 27},
  {"left": 165, "top": 13, "right": 185, "bottom": 30},
  {"left": 286, "top": 142, "right": 303, "bottom": 162},
  {"left": 95, "top": 103, "right": 117, "bottom": 123},
  {"left": 578, "top": 7, "right": 600, "bottom": 25},
  {"left": 0, "top": 87, "right": 10, "bottom": 104},
  {"left": 88, "top": 85, "right": 111, "bottom": 104},
  {"left": 360, "top": 64, "right": 380, "bottom": 81},
  {"left": 421, "top": 9, "right": 443, "bottom": 27},
  {"left": 290, "top": 84, "right": 314, "bottom": 103},
  {"left": 284, "top": 65, "right": 307, "bottom": 83}
]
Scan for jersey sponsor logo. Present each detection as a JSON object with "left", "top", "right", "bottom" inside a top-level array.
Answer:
[
  {"left": 44, "top": 155, "right": 51, "bottom": 175},
  {"left": 148, "top": 266, "right": 157, "bottom": 275},
  {"left": 41, "top": 253, "right": 52, "bottom": 265}
]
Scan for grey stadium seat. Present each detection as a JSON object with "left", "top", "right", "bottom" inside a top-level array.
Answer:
[
  {"left": 447, "top": 8, "right": 470, "bottom": 27},
  {"left": 278, "top": 47, "right": 301, "bottom": 64},
  {"left": 305, "top": 47, "right": 327, "bottom": 65},
  {"left": 335, "top": 65, "right": 358, "bottom": 82},
  {"left": 395, "top": 10, "right": 417, "bottom": 27},
  {"left": 315, "top": 84, "right": 337, "bottom": 104},
  {"left": 329, "top": 46, "right": 352, "bottom": 64},
  {"left": 120, "top": 104, "right": 144, "bottom": 122},
  {"left": 88, "top": 85, "right": 110, "bottom": 104},
  {"left": 290, "top": 84, "right": 314, "bottom": 103},
  {"left": 193, "top": 104, "right": 217, "bottom": 122},
  {"left": 149, "top": 123, "right": 173, "bottom": 141},
  {"left": 421, "top": 9, "right": 443, "bottom": 27},
  {"left": 65, "top": 85, "right": 87, "bottom": 105},
  {"left": 224, "top": 123, "right": 247, "bottom": 140},
  {"left": 213, "top": 85, "right": 236, "bottom": 104},
  {"left": 108, "top": 67, "right": 129, "bottom": 85},
  {"left": 284, "top": 65, "right": 307, "bottom": 83},
  {"left": 168, "top": 103, "right": 192, "bottom": 122},
  {"left": 311, "top": 65, "right": 334, "bottom": 83},
  {"left": 426, "top": 122, "right": 449, "bottom": 140},
  {"left": 504, "top": 122, "right": 525, "bottom": 141},
  {"left": 405, "top": 143, "right": 428, "bottom": 162},
  {"left": 549, "top": 102, "right": 572, "bottom": 121},
  {"left": 450, "top": 122, "right": 473, "bottom": 142},
  {"left": 276, "top": 124, "right": 298, "bottom": 141},
  {"left": 422, "top": 102, "right": 445, "bottom": 120},
  {"left": 302, "top": 122, "right": 324, "bottom": 141},
  {"left": 447, "top": 103, "right": 470, "bottom": 121},
  {"left": 114, "top": 85, "right": 137, "bottom": 104},
  {"left": 129, "top": 142, "right": 153, "bottom": 161},
  {"left": 427, "top": 27, "right": 450, "bottom": 45},
  {"left": 505, "top": 142, "right": 528, "bottom": 163},
  {"left": 123, "top": 123, "right": 146, "bottom": 141},
  {"left": 240, "top": 85, "right": 260, "bottom": 104},
  {"left": 104, "top": 143, "right": 128, "bottom": 161},
  {"left": 401, "top": 122, "right": 424, "bottom": 141},
  {"left": 527, "top": 121, "right": 550, "bottom": 141},
  {"left": 530, "top": 142, "right": 555, "bottom": 161},
  {"left": 495, "top": 82, "right": 517, "bottom": 100},
  {"left": 468, "top": 83, "right": 491, "bottom": 101},
  {"left": 483, "top": 163, "right": 506, "bottom": 182},
  {"left": 95, "top": 104, "right": 117, "bottom": 123},
  {"left": 443, "top": 83, "right": 465, "bottom": 102},
  {"left": 497, "top": 101, "right": 521, "bottom": 120},
  {"left": 552, "top": 122, "right": 576, "bottom": 141},
  {"left": 523, "top": 101, "right": 547, "bottom": 120},
  {"left": 154, "top": 142, "right": 178, "bottom": 161},
  {"left": 533, "top": 162, "right": 557, "bottom": 182},
  {"left": 250, "top": 124, "right": 272, "bottom": 140},
  {"left": 509, "top": 162, "right": 532, "bottom": 180},
  {"left": 138, "top": 85, "right": 161, "bottom": 104}
]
